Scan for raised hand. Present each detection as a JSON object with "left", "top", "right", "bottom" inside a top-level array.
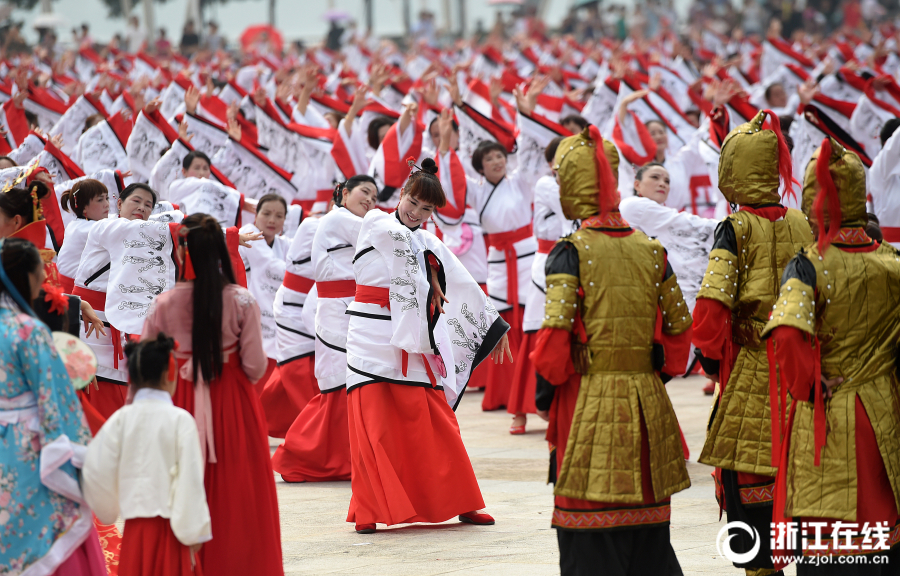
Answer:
[{"left": 185, "top": 85, "right": 201, "bottom": 114}]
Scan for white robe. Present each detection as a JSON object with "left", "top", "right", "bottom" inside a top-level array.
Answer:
[
  {"left": 239, "top": 223, "right": 289, "bottom": 359},
  {"left": 273, "top": 216, "right": 319, "bottom": 364},
  {"left": 524, "top": 175, "right": 577, "bottom": 332},
  {"left": 868, "top": 127, "right": 900, "bottom": 248},
  {"left": 311, "top": 206, "right": 364, "bottom": 391},
  {"left": 346, "top": 210, "right": 509, "bottom": 409}
]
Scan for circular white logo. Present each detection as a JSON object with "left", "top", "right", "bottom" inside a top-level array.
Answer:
[{"left": 716, "top": 521, "right": 761, "bottom": 564}]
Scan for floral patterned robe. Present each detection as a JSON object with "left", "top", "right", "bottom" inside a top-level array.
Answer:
[{"left": 0, "top": 303, "right": 92, "bottom": 575}]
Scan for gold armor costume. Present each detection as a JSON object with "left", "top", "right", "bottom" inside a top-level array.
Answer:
[
  {"left": 762, "top": 138, "right": 900, "bottom": 563},
  {"left": 533, "top": 126, "right": 692, "bottom": 575},
  {"left": 693, "top": 111, "right": 813, "bottom": 574}
]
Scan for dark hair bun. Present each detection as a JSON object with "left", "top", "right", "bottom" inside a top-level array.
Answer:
[
  {"left": 420, "top": 157, "right": 438, "bottom": 175},
  {"left": 124, "top": 332, "right": 176, "bottom": 387}
]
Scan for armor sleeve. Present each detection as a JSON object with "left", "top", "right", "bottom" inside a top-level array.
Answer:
[
  {"left": 542, "top": 241, "right": 580, "bottom": 331},
  {"left": 658, "top": 249, "right": 691, "bottom": 336},
  {"left": 696, "top": 218, "right": 739, "bottom": 309},
  {"left": 762, "top": 251, "right": 817, "bottom": 338}
]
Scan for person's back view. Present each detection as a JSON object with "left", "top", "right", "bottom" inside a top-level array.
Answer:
[
  {"left": 692, "top": 110, "right": 813, "bottom": 575},
  {"left": 764, "top": 137, "right": 900, "bottom": 573},
  {"left": 533, "top": 126, "right": 692, "bottom": 575}
]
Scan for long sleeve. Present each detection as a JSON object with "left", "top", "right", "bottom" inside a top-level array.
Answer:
[
  {"left": 434, "top": 150, "right": 467, "bottom": 222},
  {"left": 656, "top": 257, "right": 693, "bottom": 377},
  {"left": 770, "top": 326, "right": 817, "bottom": 402},
  {"left": 226, "top": 227, "right": 248, "bottom": 288},
  {"left": 236, "top": 289, "right": 268, "bottom": 382},
  {"left": 170, "top": 414, "right": 212, "bottom": 546},
  {"left": 532, "top": 241, "right": 579, "bottom": 386},
  {"left": 81, "top": 418, "right": 122, "bottom": 525}
]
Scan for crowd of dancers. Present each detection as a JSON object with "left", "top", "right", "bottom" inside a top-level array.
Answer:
[{"left": 1, "top": 10, "right": 900, "bottom": 576}]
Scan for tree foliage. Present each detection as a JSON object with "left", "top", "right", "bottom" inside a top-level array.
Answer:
[{"left": 97, "top": 0, "right": 235, "bottom": 18}]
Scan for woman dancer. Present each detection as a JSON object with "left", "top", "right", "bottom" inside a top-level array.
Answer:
[
  {"left": 57, "top": 178, "right": 110, "bottom": 293},
  {"left": 261, "top": 204, "right": 323, "bottom": 438},
  {"left": 346, "top": 158, "right": 512, "bottom": 533},
  {"left": 271, "top": 175, "right": 376, "bottom": 482},
  {"left": 0, "top": 237, "right": 106, "bottom": 575},
  {"left": 141, "top": 213, "right": 284, "bottom": 576},
  {"left": 72, "top": 183, "right": 160, "bottom": 420},
  {"left": 239, "top": 193, "right": 289, "bottom": 388}
]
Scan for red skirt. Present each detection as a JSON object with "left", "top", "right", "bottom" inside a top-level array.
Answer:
[
  {"left": 118, "top": 517, "right": 201, "bottom": 576},
  {"left": 253, "top": 358, "right": 277, "bottom": 398},
  {"left": 78, "top": 380, "right": 127, "bottom": 422},
  {"left": 467, "top": 361, "right": 489, "bottom": 390},
  {"left": 271, "top": 390, "right": 351, "bottom": 482},
  {"left": 507, "top": 329, "right": 537, "bottom": 415},
  {"left": 259, "top": 355, "right": 319, "bottom": 438},
  {"left": 49, "top": 524, "right": 108, "bottom": 576},
  {"left": 198, "top": 357, "right": 284, "bottom": 576},
  {"left": 346, "top": 382, "right": 485, "bottom": 526},
  {"left": 482, "top": 307, "right": 523, "bottom": 411}
]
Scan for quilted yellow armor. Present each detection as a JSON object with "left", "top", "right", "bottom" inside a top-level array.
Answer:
[
  {"left": 697, "top": 209, "right": 813, "bottom": 475},
  {"left": 761, "top": 243, "right": 900, "bottom": 520},
  {"left": 544, "top": 228, "right": 692, "bottom": 504}
]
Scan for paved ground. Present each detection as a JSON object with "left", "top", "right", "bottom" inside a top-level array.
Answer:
[{"left": 273, "top": 375, "right": 797, "bottom": 575}]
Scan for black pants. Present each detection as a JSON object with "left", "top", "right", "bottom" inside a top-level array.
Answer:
[
  {"left": 557, "top": 525, "right": 683, "bottom": 576},
  {"left": 721, "top": 469, "right": 778, "bottom": 570}
]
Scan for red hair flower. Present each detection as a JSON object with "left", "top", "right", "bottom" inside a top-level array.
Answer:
[{"left": 43, "top": 283, "right": 69, "bottom": 315}]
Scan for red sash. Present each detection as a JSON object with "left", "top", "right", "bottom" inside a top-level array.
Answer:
[
  {"left": 72, "top": 286, "right": 106, "bottom": 311},
  {"left": 353, "top": 284, "right": 436, "bottom": 386},
  {"left": 59, "top": 273, "right": 75, "bottom": 294},
  {"left": 283, "top": 271, "right": 314, "bottom": 294},
  {"left": 484, "top": 223, "right": 533, "bottom": 329},
  {"left": 317, "top": 279, "right": 357, "bottom": 298},
  {"left": 355, "top": 285, "right": 390, "bottom": 308},
  {"left": 537, "top": 239, "right": 556, "bottom": 254}
]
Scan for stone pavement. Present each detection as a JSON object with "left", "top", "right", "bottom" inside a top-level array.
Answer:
[{"left": 273, "top": 376, "right": 796, "bottom": 575}]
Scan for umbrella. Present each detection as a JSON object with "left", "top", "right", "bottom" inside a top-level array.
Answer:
[
  {"left": 240, "top": 24, "right": 284, "bottom": 54},
  {"left": 323, "top": 8, "right": 351, "bottom": 22}
]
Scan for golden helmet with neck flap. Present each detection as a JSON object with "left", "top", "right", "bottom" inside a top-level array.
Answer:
[{"left": 553, "top": 125, "right": 620, "bottom": 221}]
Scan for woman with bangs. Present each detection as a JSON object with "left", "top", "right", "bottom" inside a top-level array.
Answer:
[
  {"left": 271, "top": 175, "right": 377, "bottom": 483},
  {"left": 72, "top": 183, "right": 181, "bottom": 423},
  {"left": 57, "top": 178, "right": 110, "bottom": 293},
  {"left": 345, "top": 158, "right": 512, "bottom": 534}
]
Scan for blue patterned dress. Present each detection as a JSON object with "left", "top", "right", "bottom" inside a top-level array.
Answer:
[{"left": 0, "top": 303, "right": 93, "bottom": 575}]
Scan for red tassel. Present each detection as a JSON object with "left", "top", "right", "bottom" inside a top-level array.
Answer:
[
  {"left": 401, "top": 350, "right": 408, "bottom": 377},
  {"left": 812, "top": 337, "right": 826, "bottom": 466},
  {"left": 168, "top": 352, "right": 177, "bottom": 382},
  {"left": 587, "top": 125, "right": 619, "bottom": 218},
  {"left": 767, "top": 338, "right": 782, "bottom": 468},
  {"left": 761, "top": 109, "right": 798, "bottom": 204},
  {"left": 813, "top": 138, "right": 843, "bottom": 254}
]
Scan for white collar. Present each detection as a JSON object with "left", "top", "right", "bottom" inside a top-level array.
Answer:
[{"left": 133, "top": 387, "right": 174, "bottom": 405}]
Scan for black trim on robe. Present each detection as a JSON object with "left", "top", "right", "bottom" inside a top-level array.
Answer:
[
  {"left": 84, "top": 263, "right": 111, "bottom": 287},
  {"left": 346, "top": 365, "right": 439, "bottom": 393},
  {"left": 345, "top": 309, "right": 391, "bottom": 321},
  {"left": 276, "top": 322, "right": 314, "bottom": 339},
  {"left": 276, "top": 351, "right": 314, "bottom": 366},
  {"left": 316, "top": 333, "right": 346, "bottom": 353},
  {"left": 487, "top": 250, "right": 535, "bottom": 264},
  {"left": 352, "top": 245, "right": 376, "bottom": 263}
]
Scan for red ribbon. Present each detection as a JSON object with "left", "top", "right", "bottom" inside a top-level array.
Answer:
[{"left": 484, "top": 223, "right": 532, "bottom": 329}]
